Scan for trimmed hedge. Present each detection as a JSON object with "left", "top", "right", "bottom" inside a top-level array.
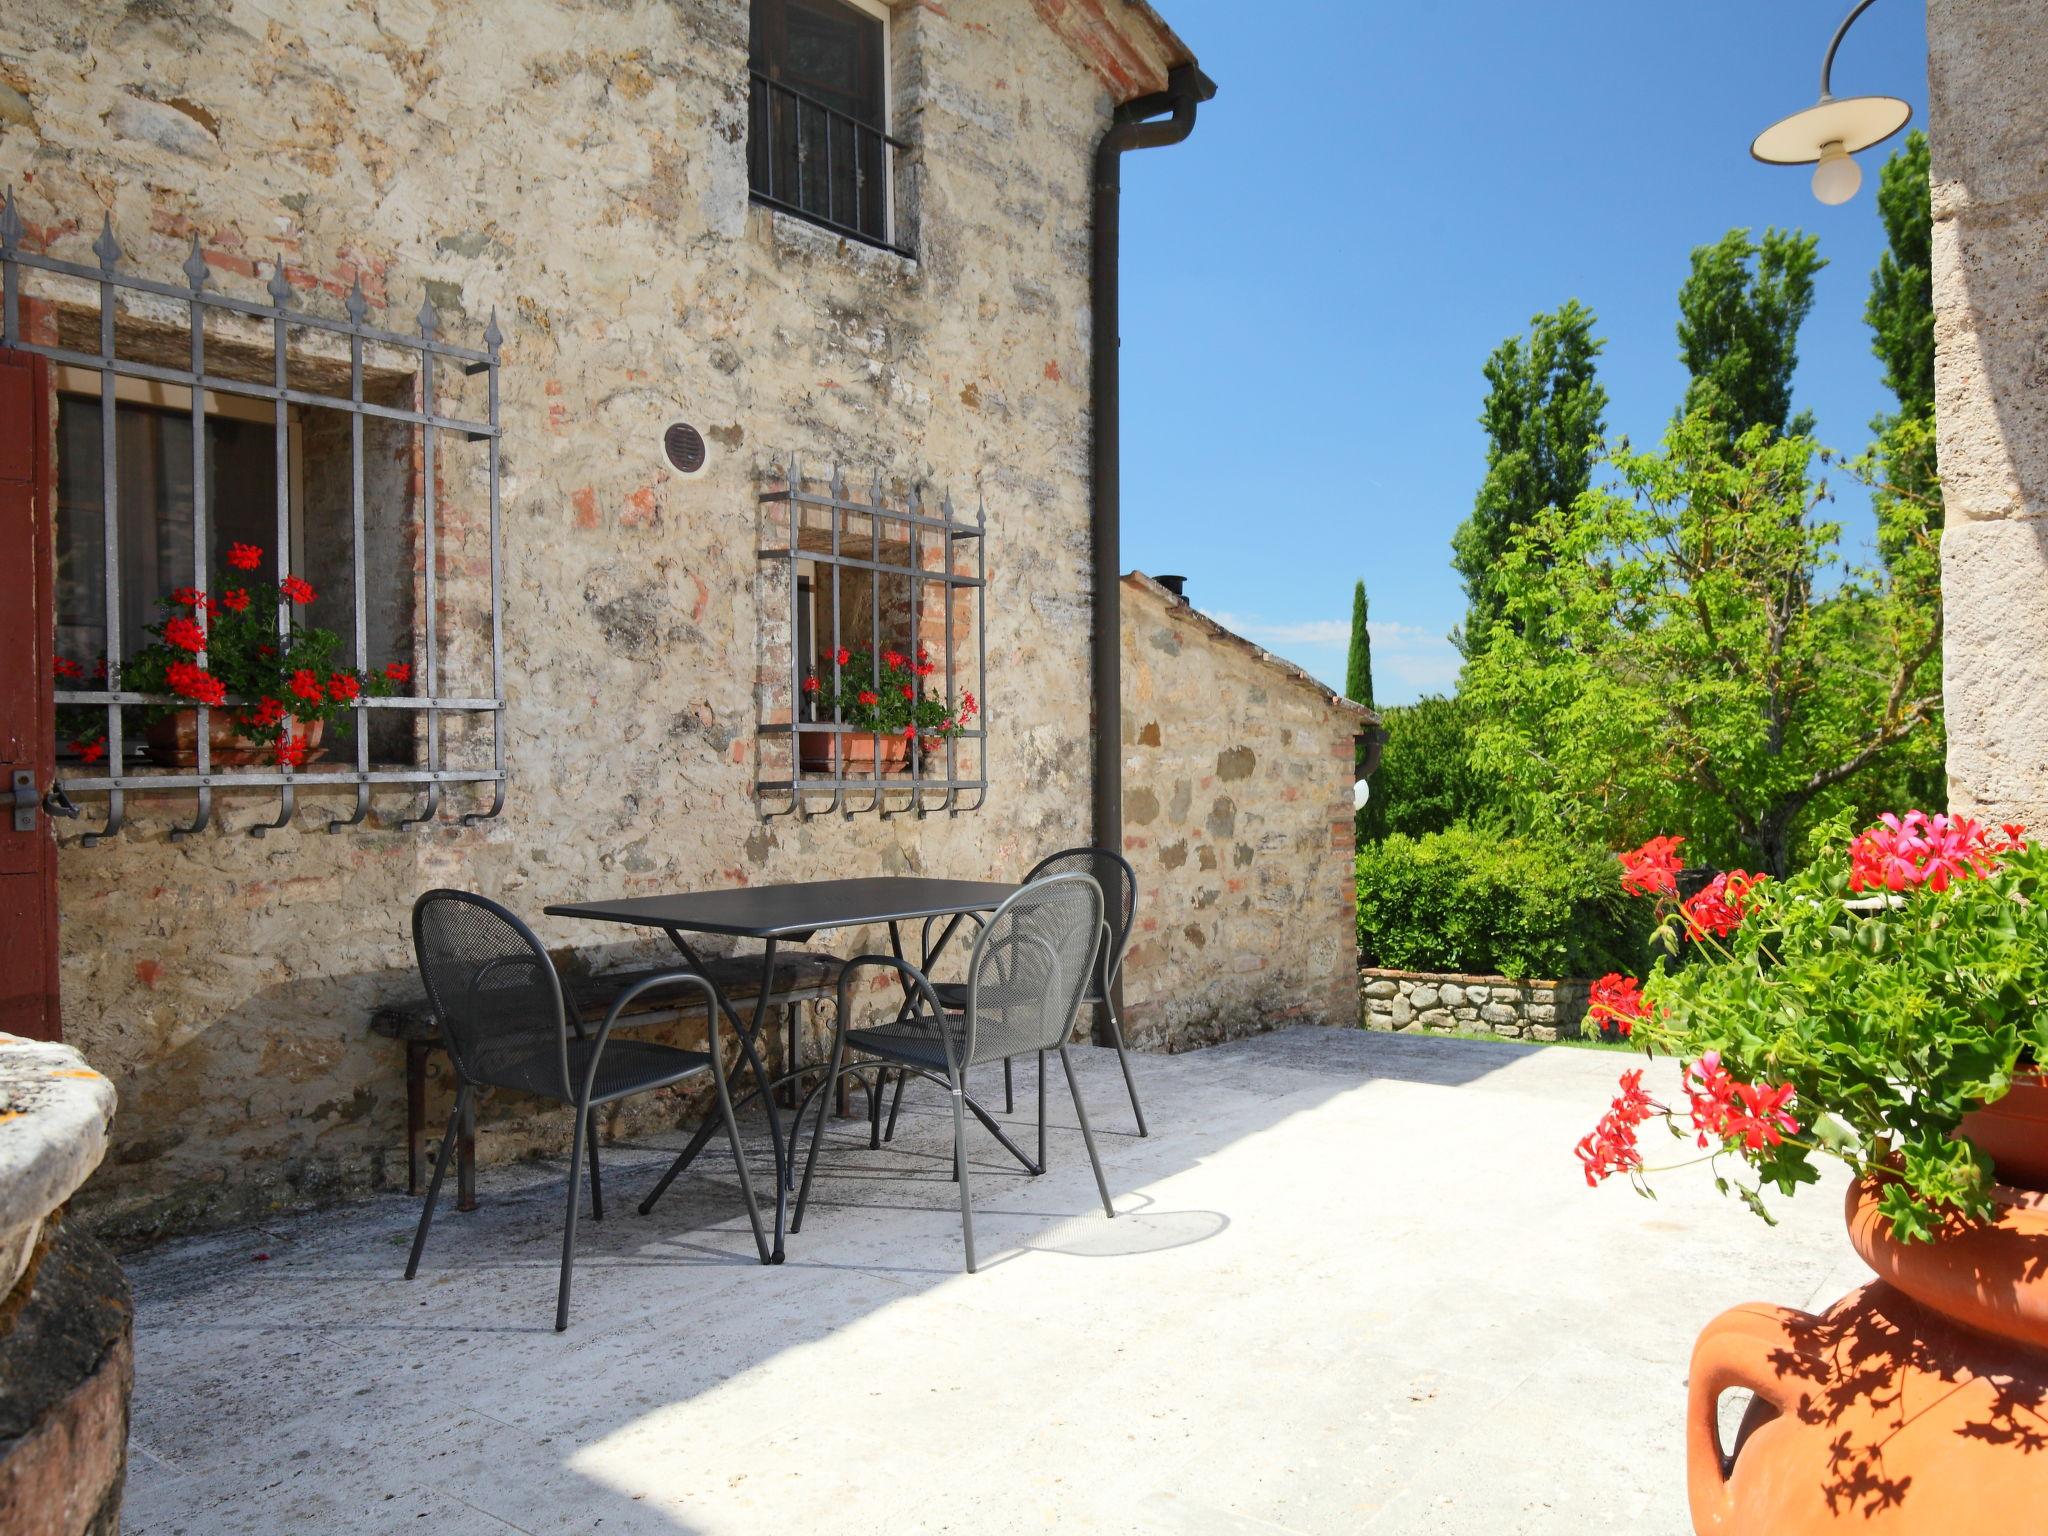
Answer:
[{"left": 1355, "top": 822, "right": 1651, "bottom": 981}]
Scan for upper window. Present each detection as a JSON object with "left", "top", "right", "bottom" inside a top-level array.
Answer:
[{"left": 749, "top": 0, "right": 906, "bottom": 254}]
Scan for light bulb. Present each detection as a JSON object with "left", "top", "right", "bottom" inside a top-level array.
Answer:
[{"left": 1811, "top": 142, "right": 1861, "bottom": 205}]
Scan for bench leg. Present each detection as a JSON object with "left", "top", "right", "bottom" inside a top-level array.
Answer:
[{"left": 405, "top": 1040, "right": 429, "bottom": 1196}]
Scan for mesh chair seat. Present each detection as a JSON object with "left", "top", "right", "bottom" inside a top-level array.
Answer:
[
  {"left": 474, "top": 1037, "right": 713, "bottom": 1104},
  {"left": 846, "top": 1014, "right": 963, "bottom": 1073}
]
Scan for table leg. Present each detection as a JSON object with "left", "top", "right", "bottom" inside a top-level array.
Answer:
[
  {"left": 405, "top": 1040, "right": 428, "bottom": 1196},
  {"left": 639, "top": 931, "right": 790, "bottom": 1263}
]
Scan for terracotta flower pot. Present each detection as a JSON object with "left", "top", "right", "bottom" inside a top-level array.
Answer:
[
  {"left": 1685, "top": 1173, "right": 2048, "bottom": 1533},
  {"left": 1958, "top": 1069, "right": 2048, "bottom": 1188},
  {"left": 145, "top": 712, "right": 324, "bottom": 768},
  {"left": 797, "top": 730, "right": 910, "bottom": 775}
]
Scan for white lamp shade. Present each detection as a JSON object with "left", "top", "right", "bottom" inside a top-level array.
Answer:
[
  {"left": 1353, "top": 778, "right": 1370, "bottom": 811},
  {"left": 1751, "top": 95, "right": 1911, "bottom": 164}
]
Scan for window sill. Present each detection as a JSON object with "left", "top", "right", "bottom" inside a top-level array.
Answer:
[{"left": 755, "top": 200, "right": 918, "bottom": 278}]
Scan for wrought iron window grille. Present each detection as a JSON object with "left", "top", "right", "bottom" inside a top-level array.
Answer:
[
  {"left": 1, "top": 192, "right": 508, "bottom": 844},
  {"left": 756, "top": 458, "right": 986, "bottom": 821},
  {"left": 747, "top": 69, "right": 917, "bottom": 259}
]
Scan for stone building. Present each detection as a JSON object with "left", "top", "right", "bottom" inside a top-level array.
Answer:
[
  {"left": 1119, "top": 574, "right": 1369, "bottom": 1051},
  {"left": 1928, "top": 0, "right": 2048, "bottom": 832},
  {"left": 0, "top": 1, "right": 1364, "bottom": 1246}
]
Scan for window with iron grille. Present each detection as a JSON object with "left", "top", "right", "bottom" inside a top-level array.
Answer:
[
  {"left": 2, "top": 194, "right": 507, "bottom": 843},
  {"left": 756, "top": 459, "right": 986, "bottom": 820},
  {"left": 748, "top": 0, "right": 913, "bottom": 256}
]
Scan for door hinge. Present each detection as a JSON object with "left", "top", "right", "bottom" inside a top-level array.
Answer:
[{"left": 12, "top": 770, "right": 74, "bottom": 832}]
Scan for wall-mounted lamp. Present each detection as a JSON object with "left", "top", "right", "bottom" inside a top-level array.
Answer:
[{"left": 1750, "top": 0, "right": 1911, "bottom": 205}]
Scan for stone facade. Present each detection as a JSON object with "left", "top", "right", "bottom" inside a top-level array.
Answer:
[
  {"left": 1928, "top": 0, "right": 2048, "bottom": 831},
  {"left": 1117, "top": 574, "right": 1371, "bottom": 1050},
  {"left": 0, "top": 1, "right": 1223, "bottom": 1243},
  {"left": 1359, "top": 968, "right": 1594, "bottom": 1043}
]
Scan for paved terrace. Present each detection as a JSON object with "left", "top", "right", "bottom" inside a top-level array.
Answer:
[{"left": 118, "top": 1029, "right": 1861, "bottom": 1534}]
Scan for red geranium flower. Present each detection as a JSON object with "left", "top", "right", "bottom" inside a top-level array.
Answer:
[
  {"left": 834, "top": 647, "right": 851, "bottom": 667},
  {"left": 1849, "top": 811, "right": 2002, "bottom": 893},
  {"left": 215, "top": 587, "right": 251, "bottom": 613},
  {"left": 1588, "top": 973, "right": 1650, "bottom": 1037},
  {"left": 960, "top": 691, "right": 978, "bottom": 719},
  {"left": 287, "top": 668, "right": 324, "bottom": 704},
  {"left": 328, "top": 672, "right": 361, "bottom": 702},
  {"left": 170, "top": 586, "right": 207, "bottom": 609},
  {"left": 275, "top": 732, "right": 308, "bottom": 768},
  {"left": 163, "top": 616, "right": 208, "bottom": 654},
  {"left": 1619, "top": 835, "right": 1685, "bottom": 897},
  {"left": 856, "top": 689, "right": 879, "bottom": 707},
  {"left": 52, "top": 657, "right": 85, "bottom": 681},
  {"left": 165, "top": 660, "right": 227, "bottom": 707},
  {"left": 383, "top": 661, "right": 411, "bottom": 685},
  {"left": 73, "top": 738, "right": 107, "bottom": 764},
  {"left": 899, "top": 683, "right": 914, "bottom": 701},
  {"left": 1681, "top": 871, "right": 1764, "bottom": 939},
  {"left": 242, "top": 696, "right": 287, "bottom": 733},
  {"left": 227, "top": 541, "right": 264, "bottom": 571},
  {"left": 279, "top": 575, "right": 317, "bottom": 605},
  {"left": 802, "top": 675, "right": 822, "bottom": 694},
  {"left": 882, "top": 649, "right": 905, "bottom": 669}
]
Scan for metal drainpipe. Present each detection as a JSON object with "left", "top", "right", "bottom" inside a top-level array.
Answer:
[{"left": 1090, "top": 63, "right": 1215, "bottom": 1038}]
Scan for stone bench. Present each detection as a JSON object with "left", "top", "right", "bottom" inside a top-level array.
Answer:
[{"left": 371, "top": 952, "right": 843, "bottom": 1208}]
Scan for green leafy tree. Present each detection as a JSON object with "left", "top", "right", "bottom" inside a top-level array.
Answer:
[
  {"left": 1462, "top": 417, "right": 1944, "bottom": 877},
  {"left": 1676, "top": 227, "right": 1824, "bottom": 442},
  {"left": 1355, "top": 694, "right": 1511, "bottom": 845},
  {"left": 1346, "top": 579, "right": 1375, "bottom": 710},
  {"left": 1450, "top": 301, "right": 1607, "bottom": 652},
  {"left": 1867, "top": 130, "right": 1934, "bottom": 420}
]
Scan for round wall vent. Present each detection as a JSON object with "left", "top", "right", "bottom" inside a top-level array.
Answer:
[{"left": 661, "top": 421, "right": 709, "bottom": 477}]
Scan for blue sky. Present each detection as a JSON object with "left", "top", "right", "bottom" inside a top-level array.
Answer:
[{"left": 1116, "top": 0, "right": 1931, "bottom": 705}]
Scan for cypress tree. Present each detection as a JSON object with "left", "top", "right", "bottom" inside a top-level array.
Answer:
[{"left": 1346, "top": 579, "right": 1374, "bottom": 710}]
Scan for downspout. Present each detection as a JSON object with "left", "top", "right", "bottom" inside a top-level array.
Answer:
[{"left": 1090, "top": 62, "right": 1215, "bottom": 1036}]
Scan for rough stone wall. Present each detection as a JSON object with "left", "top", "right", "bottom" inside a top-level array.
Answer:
[
  {"left": 1118, "top": 575, "right": 1370, "bottom": 1051},
  {"left": 1928, "top": 0, "right": 2048, "bottom": 832},
  {"left": 0, "top": 0, "right": 1189, "bottom": 1243},
  {"left": 1359, "top": 968, "right": 1592, "bottom": 1043}
]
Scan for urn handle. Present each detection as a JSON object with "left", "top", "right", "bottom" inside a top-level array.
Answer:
[{"left": 1686, "top": 1303, "right": 1817, "bottom": 1533}]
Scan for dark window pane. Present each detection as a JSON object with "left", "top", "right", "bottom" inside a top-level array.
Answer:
[
  {"left": 748, "top": 0, "right": 889, "bottom": 244},
  {"left": 53, "top": 397, "right": 278, "bottom": 667}
]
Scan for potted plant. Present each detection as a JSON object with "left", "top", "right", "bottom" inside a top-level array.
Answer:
[
  {"left": 61, "top": 541, "right": 411, "bottom": 768},
  {"left": 1577, "top": 813, "right": 2048, "bottom": 1533},
  {"left": 797, "top": 645, "right": 975, "bottom": 775}
]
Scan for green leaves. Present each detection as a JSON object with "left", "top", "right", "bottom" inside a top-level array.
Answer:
[{"left": 1641, "top": 827, "right": 2048, "bottom": 1243}]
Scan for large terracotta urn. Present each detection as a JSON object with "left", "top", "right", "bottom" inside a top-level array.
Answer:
[{"left": 1686, "top": 1092, "right": 2048, "bottom": 1532}]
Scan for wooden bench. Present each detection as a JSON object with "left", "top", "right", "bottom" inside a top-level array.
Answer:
[{"left": 371, "top": 951, "right": 843, "bottom": 1209}]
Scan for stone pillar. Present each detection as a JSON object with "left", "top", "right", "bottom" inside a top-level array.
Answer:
[
  {"left": 0, "top": 1035, "right": 129, "bottom": 1535},
  {"left": 1929, "top": 0, "right": 2048, "bottom": 830}
]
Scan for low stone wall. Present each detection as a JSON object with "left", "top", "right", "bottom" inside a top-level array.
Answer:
[{"left": 1360, "top": 968, "right": 1592, "bottom": 1042}]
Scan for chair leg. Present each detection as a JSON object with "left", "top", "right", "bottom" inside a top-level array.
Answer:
[
  {"left": 555, "top": 1105, "right": 589, "bottom": 1332},
  {"left": 794, "top": 1024, "right": 849, "bottom": 1234},
  {"left": 405, "top": 1086, "right": 467, "bottom": 1280},
  {"left": 1103, "top": 995, "right": 1149, "bottom": 1136},
  {"left": 884, "top": 1067, "right": 908, "bottom": 1142},
  {"left": 708, "top": 1031, "right": 772, "bottom": 1265},
  {"left": 869, "top": 1063, "right": 886, "bottom": 1149},
  {"left": 1058, "top": 1044, "right": 1116, "bottom": 1220},
  {"left": 1037, "top": 1050, "right": 1047, "bottom": 1173},
  {"left": 1004, "top": 1056, "right": 1014, "bottom": 1114},
  {"left": 951, "top": 1079, "right": 977, "bottom": 1274},
  {"left": 586, "top": 1108, "right": 605, "bottom": 1222}
]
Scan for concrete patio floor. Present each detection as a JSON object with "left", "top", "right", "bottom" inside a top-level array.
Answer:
[{"left": 118, "top": 1027, "right": 1864, "bottom": 1534}]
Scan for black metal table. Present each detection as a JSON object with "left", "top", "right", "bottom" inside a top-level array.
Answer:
[{"left": 545, "top": 877, "right": 1018, "bottom": 1262}]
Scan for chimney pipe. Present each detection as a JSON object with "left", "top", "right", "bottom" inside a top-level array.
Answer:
[{"left": 1155, "top": 574, "right": 1188, "bottom": 602}]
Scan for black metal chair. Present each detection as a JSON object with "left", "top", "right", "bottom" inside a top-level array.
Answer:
[
  {"left": 891, "top": 847, "right": 1148, "bottom": 1160},
  {"left": 793, "top": 872, "right": 1116, "bottom": 1272},
  {"left": 404, "top": 889, "right": 768, "bottom": 1330}
]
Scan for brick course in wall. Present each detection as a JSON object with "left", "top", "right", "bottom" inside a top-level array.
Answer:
[{"left": 1360, "top": 967, "right": 1594, "bottom": 1043}]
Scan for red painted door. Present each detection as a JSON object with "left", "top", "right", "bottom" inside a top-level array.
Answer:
[{"left": 0, "top": 348, "right": 60, "bottom": 1040}]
